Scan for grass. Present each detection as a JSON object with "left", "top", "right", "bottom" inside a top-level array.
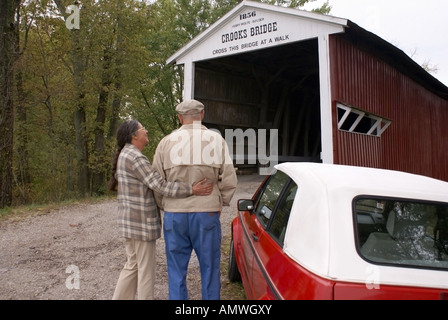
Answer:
[
  {"left": 0, "top": 202, "right": 61, "bottom": 224},
  {"left": 0, "top": 196, "right": 113, "bottom": 225},
  {"left": 220, "top": 234, "right": 247, "bottom": 300}
]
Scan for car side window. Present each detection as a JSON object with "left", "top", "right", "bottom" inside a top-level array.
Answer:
[
  {"left": 355, "top": 197, "right": 448, "bottom": 270},
  {"left": 254, "top": 171, "right": 290, "bottom": 227},
  {"left": 269, "top": 181, "right": 297, "bottom": 246}
]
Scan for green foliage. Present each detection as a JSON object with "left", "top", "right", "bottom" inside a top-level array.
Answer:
[{"left": 10, "top": 0, "right": 328, "bottom": 206}]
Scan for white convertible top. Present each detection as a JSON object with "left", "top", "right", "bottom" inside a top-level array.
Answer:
[{"left": 276, "top": 162, "right": 448, "bottom": 289}]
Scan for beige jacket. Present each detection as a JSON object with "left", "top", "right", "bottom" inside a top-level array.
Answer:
[{"left": 152, "top": 123, "right": 237, "bottom": 212}]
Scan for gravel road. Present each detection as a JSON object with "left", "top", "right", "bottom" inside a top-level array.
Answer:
[{"left": 0, "top": 174, "right": 264, "bottom": 300}]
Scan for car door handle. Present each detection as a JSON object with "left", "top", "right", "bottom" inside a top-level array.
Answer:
[{"left": 252, "top": 233, "right": 259, "bottom": 242}]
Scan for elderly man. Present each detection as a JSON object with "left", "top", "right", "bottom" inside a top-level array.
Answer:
[{"left": 153, "top": 99, "right": 237, "bottom": 300}]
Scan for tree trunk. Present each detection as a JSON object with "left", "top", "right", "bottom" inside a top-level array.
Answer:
[
  {"left": 72, "top": 28, "right": 89, "bottom": 197},
  {"left": 107, "top": 18, "right": 123, "bottom": 142},
  {"left": 13, "top": 1, "right": 30, "bottom": 204},
  {"left": 74, "top": 96, "right": 89, "bottom": 197},
  {"left": 73, "top": 40, "right": 89, "bottom": 197},
  {"left": 0, "top": 0, "right": 17, "bottom": 208},
  {"left": 54, "top": 0, "right": 90, "bottom": 197},
  {"left": 92, "top": 49, "right": 111, "bottom": 195}
]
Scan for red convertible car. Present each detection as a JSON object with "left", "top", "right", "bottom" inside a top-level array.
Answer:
[{"left": 229, "top": 162, "right": 448, "bottom": 300}]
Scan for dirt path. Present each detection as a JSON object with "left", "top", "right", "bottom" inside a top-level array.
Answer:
[{"left": 0, "top": 174, "right": 264, "bottom": 300}]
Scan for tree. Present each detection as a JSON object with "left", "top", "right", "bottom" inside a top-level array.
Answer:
[
  {"left": 0, "top": 0, "right": 19, "bottom": 208},
  {"left": 5, "top": 0, "right": 329, "bottom": 206},
  {"left": 51, "top": 0, "right": 89, "bottom": 196},
  {"left": 52, "top": 0, "right": 136, "bottom": 196},
  {"left": 12, "top": 1, "right": 77, "bottom": 202},
  {"left": 14, "top": 0, "right": 39, "bottom": 204},
  {"left": 409, "top": 48, "right": 439, "bottom": 76}
]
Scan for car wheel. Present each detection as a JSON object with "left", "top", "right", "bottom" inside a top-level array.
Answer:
[{"left": 228, "top": 238, "right": 241, "bottom": 282}]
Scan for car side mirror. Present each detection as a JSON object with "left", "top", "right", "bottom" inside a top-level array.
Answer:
[{"left": 238, "top": 199, "right": 254, "bottom": 212}]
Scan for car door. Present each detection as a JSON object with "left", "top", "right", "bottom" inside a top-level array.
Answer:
[
  {"left": 245, "top": 171, "right": 296, "bottom": 299},
  {"left": 238, "top": 176, "right": 271, "bottom": 299}
]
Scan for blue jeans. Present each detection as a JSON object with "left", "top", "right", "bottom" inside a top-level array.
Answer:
[{"left": 163, "top": 212, "right": 221, "bottom": 300}]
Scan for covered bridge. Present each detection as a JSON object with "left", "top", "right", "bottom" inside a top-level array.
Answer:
[{"left": 167, "top": 0, "right": 448, "bottom": 180}]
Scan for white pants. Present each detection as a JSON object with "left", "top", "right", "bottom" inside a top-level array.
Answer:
[{"left": 112, "top": 238, "right": 156, "bottom": 300}]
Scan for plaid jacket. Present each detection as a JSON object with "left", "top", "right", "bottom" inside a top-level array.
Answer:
[{"left": 116, "top": 144, "right": 192, "bottom": 241}]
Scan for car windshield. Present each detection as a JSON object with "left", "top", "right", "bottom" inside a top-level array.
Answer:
[{"left": 355, "top": 197, "right": 448, "bottom": 270}]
